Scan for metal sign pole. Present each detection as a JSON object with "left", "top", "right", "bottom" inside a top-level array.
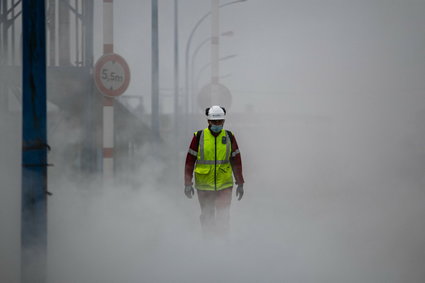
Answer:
[{"left": 102, "top": 0, "right": 114, "bottom": 185}]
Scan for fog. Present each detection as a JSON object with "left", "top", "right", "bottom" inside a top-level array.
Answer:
[{"left": 2, "top": 0, "right": 425, "bottom": 282}]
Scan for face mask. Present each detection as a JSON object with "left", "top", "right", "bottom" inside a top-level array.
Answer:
[{"left": 210, "top": 124, "right": 223, "bottom": 133}]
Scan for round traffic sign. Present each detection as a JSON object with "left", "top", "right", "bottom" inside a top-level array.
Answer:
[
  {"left": 94, "top": 53, "right": 130, "bottom": 97},
  {"left": 198, "top": 83, "right": 232, "bottom": 111}
]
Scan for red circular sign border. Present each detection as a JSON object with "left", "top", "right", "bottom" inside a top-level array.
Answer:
[{"left": 94, "top": 53, "right": 131, "bottom": 97}]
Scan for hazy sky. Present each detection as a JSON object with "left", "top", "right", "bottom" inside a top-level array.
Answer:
[{"left": 107, "top": 0, "right": 425, "bottom": 113}]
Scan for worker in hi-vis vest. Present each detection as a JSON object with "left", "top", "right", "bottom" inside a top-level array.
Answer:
[{"left": 184, "top": 105, "right": 245, "bottom": 236}]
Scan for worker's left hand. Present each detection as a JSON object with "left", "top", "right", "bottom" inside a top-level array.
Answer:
[
  {"left": 236, "top": 184, "right": 244, "bottom": 201},
  {"left": 184, "top": 185, "right": 195, "bottom": 199}
]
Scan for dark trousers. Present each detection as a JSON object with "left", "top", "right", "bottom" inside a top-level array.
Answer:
[{"left": 197, "top": 187, "right": 232, "bottom": 237}]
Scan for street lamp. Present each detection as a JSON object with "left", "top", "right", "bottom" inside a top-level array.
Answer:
[
  {"left": 194, "top": 54, "right": 237, "bottom": 94},
  {"left": 191, "top": 31, "right": 234, "bottom": 82},
  {"left": 184, "top": 0, "right": 246, "bottom": 131},
  {"left": 190, "top": 31, "right": 234, "bottom": 112}
]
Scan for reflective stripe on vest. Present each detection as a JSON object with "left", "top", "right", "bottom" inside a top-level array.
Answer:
[{"left": 194, "top": 128, "right": 233, "bottom": 191}]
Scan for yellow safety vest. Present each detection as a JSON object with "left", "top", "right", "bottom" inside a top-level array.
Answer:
[{"left": 194, "top": 128, "right": 233, "bottom": 191}]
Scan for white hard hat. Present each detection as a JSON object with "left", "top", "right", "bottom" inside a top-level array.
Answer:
[{"left": 206, "top": 105, "right": 226, "bottom": 120}]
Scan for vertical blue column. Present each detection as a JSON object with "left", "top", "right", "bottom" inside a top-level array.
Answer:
[{"left": 21, "top": 0, "right": 48, "bottom": 282}]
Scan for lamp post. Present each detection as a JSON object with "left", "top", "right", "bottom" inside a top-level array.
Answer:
[
  {"left": 184, "top": 0, "right": 246, "bottom": 133},
  {"left": 195, "top": 54, "right": 237, "bottom": 95},
  {"left": 190, "top": 31, "right": 233, "bottom": 112},
  {"left": 152, "top": 0, "right": 159, "bottom": 140},
  {"left": 174, "top": 0, "right": 179, "bottom": 140}
]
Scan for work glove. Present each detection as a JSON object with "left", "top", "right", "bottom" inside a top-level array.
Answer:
[
  {"left": 184, "top": 185, "right": 195, "bottom": 199},
  {"left": 236, "top": 184, "right": 244, "bottom": 201}
]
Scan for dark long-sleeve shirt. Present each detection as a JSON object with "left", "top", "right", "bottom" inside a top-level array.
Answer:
[{"left": 184, "top": 129, "right": 244, "bottom": 186}]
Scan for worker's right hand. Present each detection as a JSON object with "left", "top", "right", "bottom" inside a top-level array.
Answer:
[{"left": 184, "top": 185, "right": 195, "bottom": 199}]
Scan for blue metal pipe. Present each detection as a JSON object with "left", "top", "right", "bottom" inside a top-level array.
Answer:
[{"left": 21, "top": 0, "right": 48, "bottom": 282}]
